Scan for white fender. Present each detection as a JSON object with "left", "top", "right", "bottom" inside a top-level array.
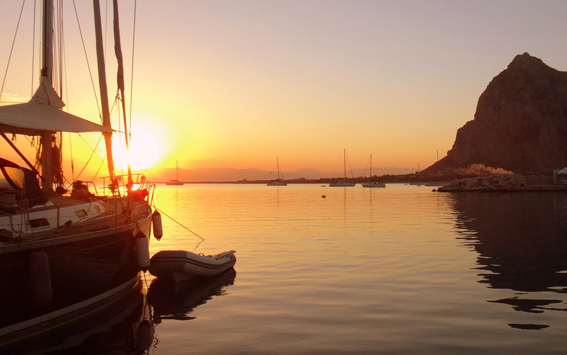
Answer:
[
  {"left": 135, "top": 232, "right": 151, "bottom": 272},
  {"left": 29, "top": 249, "right": 52, "bottom": 308},
  {"left": 152, "top": 210, "right": 163, "bottom": 241}
]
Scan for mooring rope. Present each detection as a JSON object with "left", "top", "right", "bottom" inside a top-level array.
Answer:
[{"left": 153, "top": 206, "right": 205, "bottom": 243}]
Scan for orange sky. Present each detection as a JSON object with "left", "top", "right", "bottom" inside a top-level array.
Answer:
[{"left": 2, "top": 1, "right": 567, "bottom": 181}]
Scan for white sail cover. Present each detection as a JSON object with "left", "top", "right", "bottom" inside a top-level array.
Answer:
[
  {"left": 0, "top": 78, "right": 111, "bottom": 135},
  {"left": 558, "top": 167, "right": 567, "bottom": 174}
]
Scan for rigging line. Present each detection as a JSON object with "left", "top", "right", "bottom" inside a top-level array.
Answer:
[
  {"left": 74, "top": 133, "right": 103, "bottom": 180},
  {"left": 346, "top": 151, "right": 355, "bottom": 179},
  {"left": 1, "top": 0, "right": 27, "bottom": 102},
  {"left": 72, "top": 0, "right": 102, "bottom": 118},
  {"left": 31, "top": 0, "right": 37, "bottom": 98},
  {"left": 60, "top": 2, "right": 67, "bottom": 102},
  {"left": 128, "top": 0, "right": 138, "bottom": 133},
  {"left": 92, "top": 154, "right": 106, "bottom": 181},
  {"left": 153, "top": 206, "right": 205, "bottom": 242},
  {"left": 69, "top": 132, "right": 75, "bottom": 182},
  {"left": 363, "top": 156, "right": 370, "bottom": 178}
]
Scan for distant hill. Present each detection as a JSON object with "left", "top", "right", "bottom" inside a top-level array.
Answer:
[
  {"left": 424, "top": 52, "right": 567, "bottom": 177},
  {"left": 145, "top": 166, "right": 416, "bottom": 182}
]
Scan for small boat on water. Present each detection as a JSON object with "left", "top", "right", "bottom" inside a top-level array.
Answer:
[
  {"left": 362, "top": 154, "right": 386, "bottom": 188},
  {"left": 166, "top": 160, "right": 184, "bottom": 185},
  {"left": 149, "top": 250, "right": 237, "bottom": 282},
  {"left": 267, "top": 157, "right": 287, "bottom": 186},
  {"left": 329, "top": 149, "right": 356, "bottom": 187}
]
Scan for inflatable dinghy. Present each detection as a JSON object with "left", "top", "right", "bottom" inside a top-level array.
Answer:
[{"left": 149, "top": 250, "right": 236, "bottom": 282}]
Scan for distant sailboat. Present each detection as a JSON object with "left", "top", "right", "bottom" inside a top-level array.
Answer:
[
  {"left": 166, "top": 160, "right": 184, "bottom": 185},
  {"left": 425, "top": 150, "right": 447, "bottom": 187},
  {"left": 362, "top": 154, "right": 385, "bottom": 188},
  {"left": 410, "top": 163, "right": 423, "bottom": 185},
  {"left": 329, "top": 149, "right": 356, "bottom": 187},
  {"left": 267, "top": 157, "right": 287, "bottom": 186}
]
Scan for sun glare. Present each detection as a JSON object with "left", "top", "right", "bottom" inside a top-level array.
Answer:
[{"left": 112, "top": 122, "right": 164, "bottom": 171}]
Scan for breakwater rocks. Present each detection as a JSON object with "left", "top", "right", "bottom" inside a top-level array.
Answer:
[{"left": 438, "top": 174, "right": 527, "bottom": 192}]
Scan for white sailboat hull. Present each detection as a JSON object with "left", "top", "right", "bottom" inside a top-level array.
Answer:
[
  {"left": 362, "top": 182, "right": 386, "bottom": 188},
  {"left": 330, "top": 149, "right": 355, "bottom": 187}
]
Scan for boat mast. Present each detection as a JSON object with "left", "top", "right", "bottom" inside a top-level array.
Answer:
[
  {"left": 276, "top": 157, "right": 280, "bottom": 180},
  {"left": 436, "top": 150, "right": 440, "bottom": 178},
  {"left": 40, "top": 0, "right": 54, "bottom": 190},
  {"left": 112, "top": 0, "right": 133, "bottom": 188},
  {"left": 93, "top": 0, "right": 115, "bottom": 181},
  {"left": 343, "top": 149, "right": 346, "bottom": 181}
]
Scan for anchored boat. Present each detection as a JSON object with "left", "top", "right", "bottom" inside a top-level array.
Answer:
[
  {"left": 267, "top": 157, "right": 287, "bottom": 186},
  {"left": 329, "top": 149, "right": 356, "bottom": 187},
  {"left": 362, "top": 154, "right": 386, "bottom": 188},
  {"left": 0, "top": 0, "right": 155, "bottom": 345},
  {"left": 149, "top": 250, "right": 237, "bottom": 282}
]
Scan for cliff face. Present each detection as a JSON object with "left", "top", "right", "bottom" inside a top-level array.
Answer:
[{"left": 428, "top": 53, "right": 567, "bottom": 176}]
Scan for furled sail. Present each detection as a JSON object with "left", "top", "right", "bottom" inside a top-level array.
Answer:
[{"left": 0, "top": 77, "right": 111, "bottom": 135}]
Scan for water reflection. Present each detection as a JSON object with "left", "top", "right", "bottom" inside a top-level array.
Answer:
[
  {"left": 148, "top": 269, "right": 236, "bottom": 324},
  {"left": 4, "top": 280, "right": 156, "bottom": 355},
  {"left": 450, "top": 192, "right": 567, "bottom": 329},
  {"left": 5, "top": 269, "right": 237, "bottom": 354}
]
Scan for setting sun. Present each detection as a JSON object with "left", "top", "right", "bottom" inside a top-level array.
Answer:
[{"left": 112, "top": 120, "right": 165, "bottom": 172}]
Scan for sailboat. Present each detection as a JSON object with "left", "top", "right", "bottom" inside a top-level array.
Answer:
[
  {"left": 166, "top": 160, "right": 184, "bottom": 185},
  {"left": 329, "top": 149, "right": 356, "bottom": 187},
  {"left": 0, "top": 0, "right": 155, "bottom": 345},
  {"left": 410, "top": 163, "right": 424, "bottom": 185},
  {"left": 362, "top": 154, "right": 385, "bottom": 188},
  {"left": 267, "top": 157, "right": 287, "bottom": 186},
  {"left": 425, "top": 150, "right": 447, "bottom": 187}
]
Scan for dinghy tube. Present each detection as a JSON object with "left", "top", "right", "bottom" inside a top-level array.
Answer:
[{"left": 149, "top": 250, "right": 237, "bottom": 281}]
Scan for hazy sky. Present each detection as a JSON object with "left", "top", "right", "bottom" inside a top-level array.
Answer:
[{"left": 2, "top": 0, "right": 567, "bottom": 176}]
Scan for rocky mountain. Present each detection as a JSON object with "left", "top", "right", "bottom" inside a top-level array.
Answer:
[{"left": 425, "top": 53, "right": 567, "bottom": 176}]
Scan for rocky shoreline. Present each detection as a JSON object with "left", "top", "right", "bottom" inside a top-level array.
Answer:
[{"left": 437, "top": 174, "right": 567, "bottom": 192}]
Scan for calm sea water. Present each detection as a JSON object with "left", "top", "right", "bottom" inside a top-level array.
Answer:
[{"left": 18, "top": 184, "right": 567, "bottom": 354}]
